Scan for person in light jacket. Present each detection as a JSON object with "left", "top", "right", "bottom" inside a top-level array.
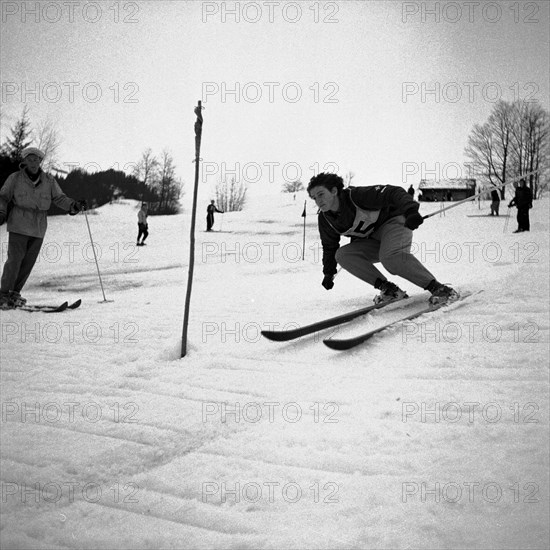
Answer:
[
  {"left": 0, "top": 147, "right": 86, "bottom": 309},
  {"left": 137, "top": 203, "right": 149, "bottom": 245}
]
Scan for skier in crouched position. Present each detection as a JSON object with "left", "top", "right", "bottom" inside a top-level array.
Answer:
[{"left": 307, "top": 173, "right": 458, "bottom": 305}]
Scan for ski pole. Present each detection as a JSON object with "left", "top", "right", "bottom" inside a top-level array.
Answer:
[
  {"left": 503, "top": 206, "right": 512, "bottom": 233},
  {"left": 83, "top": 208, "right": 113, "bottom": 303},
  {"left": 422, "top": 171, "right": 538, "bottom": 221}
]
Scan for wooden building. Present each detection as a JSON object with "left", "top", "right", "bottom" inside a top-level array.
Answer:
[{"left": 418, "top": 178, "right": 476, "bottom": 202}]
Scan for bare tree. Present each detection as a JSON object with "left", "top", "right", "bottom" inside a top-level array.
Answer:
[
  {"left": 466, "top": 100, "right": 523, "bottom": 199},
  {"left": 34, "top": 117, "right": 62, "bottom": 172},
  {"left": 509, "top": 101, "right": 549, "bottom": 198},
  {"left": 216, "top": 176, "right": 247, "bottom": 212},
  {"left": 282, "top": 179, "right": 304, "bottom": 200},
  {"left": 153, "top": 149, "right": 182, "bottom": 214},
  {"left": 133, "top": 148, "right": 159, "bottom": 200},
  {"left": 344, "top": 170, "right": 355, "bottom": 188}
]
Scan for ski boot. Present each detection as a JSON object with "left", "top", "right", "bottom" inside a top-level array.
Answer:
[
  {"left": 373, "top": 280, "right": 408, "bottom": 305},
  {"left": 426, "top": 280, "right": 460, "bottom": 305},
  {"left": 0, "top": 292, "right": 16, "bottom": 310},
  {"left": 9, "top": 291, "right": 27, "bottom": 307}
]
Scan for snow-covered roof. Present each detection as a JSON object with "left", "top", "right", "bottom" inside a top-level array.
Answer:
[{"left": 419, "top": 178, "right": 476, "bottom": 190}]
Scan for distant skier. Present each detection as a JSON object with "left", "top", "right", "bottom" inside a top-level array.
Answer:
[
  {"left": 508, "top": 179, "right": 533, "bottom": 232},
  {"left": 407, "top": 185, "right": 415, "bottom": 198},
  {"left": 206, "top": 200, "right": 223, "bottom": 231},
  {"left": 490, "top": 189, "right": 500, "bottom": 216},
  {"left": 137, "top": 203, "right": 149, "bottom": 246},
  {"left": 307, "top": 172, "right": 458, "bottom": 305},
  {"left": 0, "top": 147, "right": 87, "bottom": 309}
]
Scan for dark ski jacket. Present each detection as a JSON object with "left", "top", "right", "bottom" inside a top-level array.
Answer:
[
  {"left": 207, "top": 204, "right": 223, "bottom": 215},
  {"left": 509, "top": 186, "right": 533, "bottom": 209},
  {"left": 318, "top": 185, "right": 419, "bottom": 276}
]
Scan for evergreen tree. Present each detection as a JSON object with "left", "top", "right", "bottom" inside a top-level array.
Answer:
[{"left": 3, "top": 106, "right": 33, "bottom": 161}]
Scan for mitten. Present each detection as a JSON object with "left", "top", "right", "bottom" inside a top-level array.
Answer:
[
  {"left": 322, "top": 274, "right": 335, "bottom": 290},
  {"left": 404, "top": 211, "right": 424, "bottom": 230}
]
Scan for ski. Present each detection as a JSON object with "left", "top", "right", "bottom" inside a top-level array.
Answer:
[
  {"left": 18, "top": 301, "right": 69, "bottom": 313},
  {"left": 261, "top": 296, "right": 410, "bottom": 342},
  {"left": 19, "top": 299, "right": 81, "bottom": 312},
  {"left": 323, "top": 291, "right": 480, "bottom": 350}
]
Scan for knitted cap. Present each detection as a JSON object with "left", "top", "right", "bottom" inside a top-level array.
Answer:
[{"left": 21, "top": 147, "right": 45, "bottom": 160}]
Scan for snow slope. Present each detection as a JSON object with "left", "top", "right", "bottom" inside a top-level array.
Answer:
[{"left": 1, "top": 194, "right": 548, "bottom": 549}]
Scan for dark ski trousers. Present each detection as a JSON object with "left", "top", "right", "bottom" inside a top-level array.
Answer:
[
  {"left": 137, "top": 223, "right": 148, "bottom": 243},
  {"left": 1, "top": 232, "right": 44, "bottom": 293},
  {"left": 334, "top": 216, "right": 436, "bottom": 289},
  {"left": 206, "top": 213, "right": 214, "bottom": 231},
  {"left": 517, "top": 207, "right": 530, "bottom": 231}
]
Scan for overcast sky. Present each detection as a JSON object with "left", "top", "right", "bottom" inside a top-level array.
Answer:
[{"left": 1, "top": 0, "right": 549, "bottom": 197}]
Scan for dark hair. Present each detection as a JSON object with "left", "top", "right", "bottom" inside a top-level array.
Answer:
[{"left": 307, "top": 172, "right": 344, "bottom": 195}]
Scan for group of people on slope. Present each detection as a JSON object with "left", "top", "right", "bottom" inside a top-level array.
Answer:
[
  {"left": 0, "top": 147, "right": 536, "bottom": 311},
  {"left": 490, "top": 180, "right": 532, "bottom": 232},
  {"left": 135, "top": 199, "right": 224, "bottom": 247}
]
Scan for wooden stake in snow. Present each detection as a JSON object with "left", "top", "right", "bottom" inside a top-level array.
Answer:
[{"left": 181, "top": 101, "right": 204, "bottom": 357}]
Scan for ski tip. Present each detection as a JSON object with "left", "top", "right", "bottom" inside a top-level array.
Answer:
[
  {"left": 322, "top": 339, "right": 348, "bottom": 350},
  {"left": 69, "top": 299, "right": 82, "bottom": 309},
  {"left": 323, "top": 336, "right": 371, "bottom": 351},
  {"left": 261, "top": 330, "right": 290, "bottom": 342}
]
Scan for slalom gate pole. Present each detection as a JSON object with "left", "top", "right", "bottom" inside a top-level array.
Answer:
[
  {"left": 83, "top": 209, "right": 113, "bottom": 303},
  {"left": 302, "top": 200, "right": 306, "bottom": 260},
  {"left": 181, "top": 101, "right": 203, "bottom": 358},
  {"left": 422, "top": 171, "right": 538, "bottom": 221}
]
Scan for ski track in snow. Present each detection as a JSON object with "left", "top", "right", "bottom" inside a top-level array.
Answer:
[{"left": 1, "top": 197, "right": 549, "bottom": 549}]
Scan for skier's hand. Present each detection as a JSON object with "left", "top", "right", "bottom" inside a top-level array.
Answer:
[
  {"left": 75, "top": 199, "right": 88, "bottom": 211},
  {"left": 0, "top": 213, "right": 5, "bottom": 226},
  {"left": 404, "top": 211, "right": 424, "bottom": 230},
  {"left": 322, "top": 274, "right": 335, "bottom": 290},
  {"left": 69, "top": 199, "right": 88, "bottom": 215}
]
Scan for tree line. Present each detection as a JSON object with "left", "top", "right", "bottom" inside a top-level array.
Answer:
[
  {"left": 465, "top": 100, "right": 549, "bottom": 199},
  {"left": 0, "top": 107, "right": 183, "bottom": 215}
]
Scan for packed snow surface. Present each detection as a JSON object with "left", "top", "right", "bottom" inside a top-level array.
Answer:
[{"left": 1, "top": 194, "right": 549, "bottom": 549}]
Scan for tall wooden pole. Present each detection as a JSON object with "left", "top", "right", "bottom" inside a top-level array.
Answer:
[{"left": 181, "top": 101, "right": 203, "bottom": 357}]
